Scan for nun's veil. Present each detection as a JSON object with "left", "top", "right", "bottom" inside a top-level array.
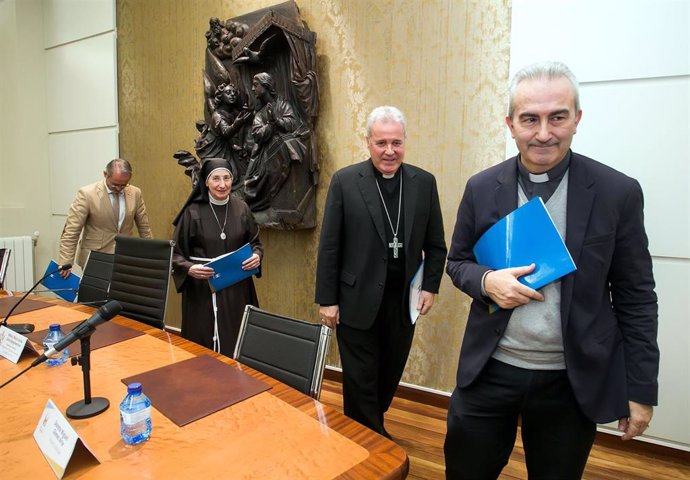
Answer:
[{"left": 172, "top": 157, "right": 232, "bottom": 226}]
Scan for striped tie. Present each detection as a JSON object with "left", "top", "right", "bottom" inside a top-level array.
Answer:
[{"left": 111, "top": 192, "right": 120, "bottom": 231}]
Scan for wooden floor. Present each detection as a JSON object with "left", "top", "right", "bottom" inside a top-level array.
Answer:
[{"left": 320, "top": 380, "right": 690, "bottom": 480}]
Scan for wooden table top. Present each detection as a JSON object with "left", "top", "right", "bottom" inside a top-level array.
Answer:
[{"left": 0, "top": 296, "right": 409, "bottom": 479}]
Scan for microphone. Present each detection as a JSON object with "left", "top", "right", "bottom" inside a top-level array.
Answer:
[
  {"left": 30, "top": 288, "right": 79, "bottom": 294},
  {"left": 2, "top": 263, "right": 72, "bottom": 334},
  {"left": 31, "top": 300, "right": 122, "bottom": 367}
]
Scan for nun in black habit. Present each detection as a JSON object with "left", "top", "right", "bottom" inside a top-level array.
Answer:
[{"left": 172, "top": 158, "right": 263, "bottom": 356}]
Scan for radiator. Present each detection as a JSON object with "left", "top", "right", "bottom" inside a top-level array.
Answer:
[{"left": 0, "top": 235, "right": 36, "bottom": 292}]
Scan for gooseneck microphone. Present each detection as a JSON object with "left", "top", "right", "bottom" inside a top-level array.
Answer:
[
  {"left": 1, "top": 263, "right": 72, "bottom": 334},
  {"left": 31, "top": 300, "right": 122, "bottom": 367},
  {"left": 1, "top": 300, "right": 123, "bottom": 391}
]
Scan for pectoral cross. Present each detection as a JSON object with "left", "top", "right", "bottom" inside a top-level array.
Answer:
[{"left": 389, "top": 236, "right": 403, "bottom": 259}]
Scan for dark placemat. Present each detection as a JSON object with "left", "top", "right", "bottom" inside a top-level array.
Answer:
[
  {"left": 27, "top": 320, "right": 144, "bottom": 354},
  {"left": 0, "top": 297, "right": 53, "bottom": 318},
  {"left": 122, "top": 355, "right": 272, "bottom": 427}
]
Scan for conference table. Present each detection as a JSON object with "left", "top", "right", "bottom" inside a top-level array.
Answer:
[{"left": 0, "top": 295, "right": 409, "bottom": 479}]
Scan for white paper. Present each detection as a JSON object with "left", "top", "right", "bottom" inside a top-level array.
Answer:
[
  {"left": 34, "top": 399, "right": 79, "bottom": 478},
  {"left": 0, "top": 325, "right": 29, "bottom": 363},
  {"left": 409, "top": 261, "right": 424, "bottom": 325}
]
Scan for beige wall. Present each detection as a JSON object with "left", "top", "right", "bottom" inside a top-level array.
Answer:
[
  {"left": 0, "top": 0, "right": 52, "bottom": 267},
  {"left": 117, "top": 0, "right": 510, "bottom": 393}
]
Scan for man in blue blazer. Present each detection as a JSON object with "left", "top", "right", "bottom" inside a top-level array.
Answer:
[
  {"left": 444, "top": 62, "right": 659, "bottom": 479},
  {"left": 316, "top": 106, "right": 447, "bottom": 437}
]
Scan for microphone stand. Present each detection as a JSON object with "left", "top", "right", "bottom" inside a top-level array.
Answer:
[{"left": 66, "top": 334, "right": 109, "bottom": 419}]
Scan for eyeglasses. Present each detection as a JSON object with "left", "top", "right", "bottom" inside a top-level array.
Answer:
[{"left": 107, "top": 178, "right": 129, "bottom": 189}]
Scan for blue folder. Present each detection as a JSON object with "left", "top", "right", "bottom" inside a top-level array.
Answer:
[
  {"left": 205, "top": 243, "right": 258, "bottom": 293},
  {"left": 473, "top": 197, "right": 576, "bottom": 309},
  {"left": 41, "top": 260, "right": 80, "bottom": 302}
]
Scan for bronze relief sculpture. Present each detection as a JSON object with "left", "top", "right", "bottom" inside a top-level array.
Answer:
[{"left": 174, "top": 1, "right": 319, "bottom": 229}]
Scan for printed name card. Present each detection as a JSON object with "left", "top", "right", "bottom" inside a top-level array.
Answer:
[
  {"left": 33, "top": 400, "right": 100, "bottom": 479},
  {"left": 0, "top": 325, "right": 30, "bottom": 363}
]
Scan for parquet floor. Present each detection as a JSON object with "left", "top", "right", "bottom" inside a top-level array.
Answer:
[{"left": 320, "top": 380, "right": 690, "bottom": 480}]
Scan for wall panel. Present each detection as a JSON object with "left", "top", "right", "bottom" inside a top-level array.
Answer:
[
  {"left": 46, "top": 32, "right": 118, "bottom": 133},
  {"left": 49, "top": 128, "right": 119, "bottom": 215},
  {"left": 43, "top": 0, "right": 115, "bottom": 48},
  {"left": 510, "top": 0, "right": 689, "bottom": 81}
]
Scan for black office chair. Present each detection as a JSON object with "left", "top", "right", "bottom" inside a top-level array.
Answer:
[
  {"left": 108, "top": 235, "right": 174, "bottom": 329},
  {"left": 77, "top": 251, "right": 114, "bottom": 304},
  {"left": 234, "top": 305, "right": 332, "bottom": 399}
]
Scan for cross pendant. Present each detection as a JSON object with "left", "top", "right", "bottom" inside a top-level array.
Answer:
[{"left": 389, "top": 236, "right": 403, "bottom": 259}]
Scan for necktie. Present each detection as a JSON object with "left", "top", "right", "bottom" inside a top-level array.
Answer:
[{"left": 112, "top": 192, "right": 120, "bottom": 231}]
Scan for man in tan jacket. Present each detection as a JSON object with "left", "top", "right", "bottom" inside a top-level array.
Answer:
[{"left": 58, "top": 158, "right": 153, "bottom": 276}]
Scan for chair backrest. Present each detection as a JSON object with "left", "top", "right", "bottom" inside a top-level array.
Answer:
[
  {"left": 77, "top": 251, "right": 114, "bottom": 304},
  {"left": 108, "top": 235, "right": 173, "bottom": 329},
  {"left": 234, "top": 305, "right": 332, "bottom": 399}
]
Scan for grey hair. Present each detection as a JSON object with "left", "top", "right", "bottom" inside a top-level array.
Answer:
[
  {"left": 508, "top": 61, "right": 580, "bottom": 118},
  {"left": 105, "top": 158, "right": 132, "bottom": 175},
  {"left": 366, "top": 106, "right": 407, "bottom": 138}
]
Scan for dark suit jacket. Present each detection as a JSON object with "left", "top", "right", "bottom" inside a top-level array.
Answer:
[
  {"left": 316, "top": 160, "right": 447, "bottom": 329},
  {"left": 447, "top": 152, "right": 659, "bottom": 423}
]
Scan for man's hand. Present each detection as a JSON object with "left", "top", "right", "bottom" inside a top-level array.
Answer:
[
  {"left": 416, "top": 290, "right": 436, "bottom": 316},
  {"left": 618, "top": 401, "right": 653, "bottom": 440},
  {"left": 484, "top": 264, "right": 544, "bottom": 309},
  {"left": 59, "top": 268, "right": 72, "bottom": 279},
  {"left": 319, "top": 305, "right": 339, "bottom": 329}
]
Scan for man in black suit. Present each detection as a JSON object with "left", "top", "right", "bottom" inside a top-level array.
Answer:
[
  {"left": 444, "top": 61, "right": 659, "bottom": 479},
  {"left": 315, "top": 106, "right": 447, "bottom": 437}
]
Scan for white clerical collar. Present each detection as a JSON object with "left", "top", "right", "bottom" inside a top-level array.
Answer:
[
  {"left": 529, "top": 172, "right": 550, "bottom": 183},
  {"left": 382, "top": 173, "right": 395, "bottom": 179},
  {"left": 209, "top": 195, "right": 229, "bottom": 205}
]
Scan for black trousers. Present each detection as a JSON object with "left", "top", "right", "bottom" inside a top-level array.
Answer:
[
  {"left": 444, "top": 358, "right": 596, "bottom": 480},
  {"left": 336, "top": 288, "right": 415, "bottom": 437}
]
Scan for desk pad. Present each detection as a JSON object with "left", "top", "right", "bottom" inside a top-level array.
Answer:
[
  {"left": 0, "top": 297, "right": 53, "bottom": 318},
  {"left": 27, "top": 319, "right": 144, "bottom": 354},
  {"left": 121, "top": 354, "right": 271, "bottom": 426}
]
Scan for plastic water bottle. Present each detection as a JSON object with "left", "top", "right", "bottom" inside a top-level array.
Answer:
[
  {"left": 120, "top": 382, "right": 153, "bottom": 445},
  {"left": 43, "top": 324, "right": 68, "bottom": 366}
]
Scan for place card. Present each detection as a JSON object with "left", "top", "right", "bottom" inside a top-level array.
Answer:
[
  {"left": 0, "top": 325, "right": 30, "bottom": 363},
  {"left": 33, "top": 399, "right": 100, "bottom": 479}
]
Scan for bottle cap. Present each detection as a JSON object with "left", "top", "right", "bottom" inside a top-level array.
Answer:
[
  {"left": 49, "top": 323, "right": 61, "bottom": 331},
  {"left": 127, "top": 382, "right": 143, "bottom": 394}
]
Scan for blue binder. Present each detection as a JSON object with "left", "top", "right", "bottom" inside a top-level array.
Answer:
[
  {"left": 473, "top": 197, "right": 576, "bottom": 295},
  {"left": 41, "top": 260, "right": 80, "bottom": 302},
  {"left": 205, "top": 243, "right": 258, "bottom": 293}
]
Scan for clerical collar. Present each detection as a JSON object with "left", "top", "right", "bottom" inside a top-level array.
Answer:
[
  {"left": 372, "top": 163, "right": 402, "bottom": 181},
  {"left": 209, "top": 195, "right": 229, "bottom": 205},
  {"left": 517, "top": 151, "right": 571, "bottom": 185}
]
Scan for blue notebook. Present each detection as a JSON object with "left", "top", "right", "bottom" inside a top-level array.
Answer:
[
  {"left": 473, "top": 197, "right": 576, "bottom": 310},
  {"left": 41, "top": 260, "right": 80, "bottom": 302},
  {"left": 205, "top": 243, "right": 258, "bottom": 293}
]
